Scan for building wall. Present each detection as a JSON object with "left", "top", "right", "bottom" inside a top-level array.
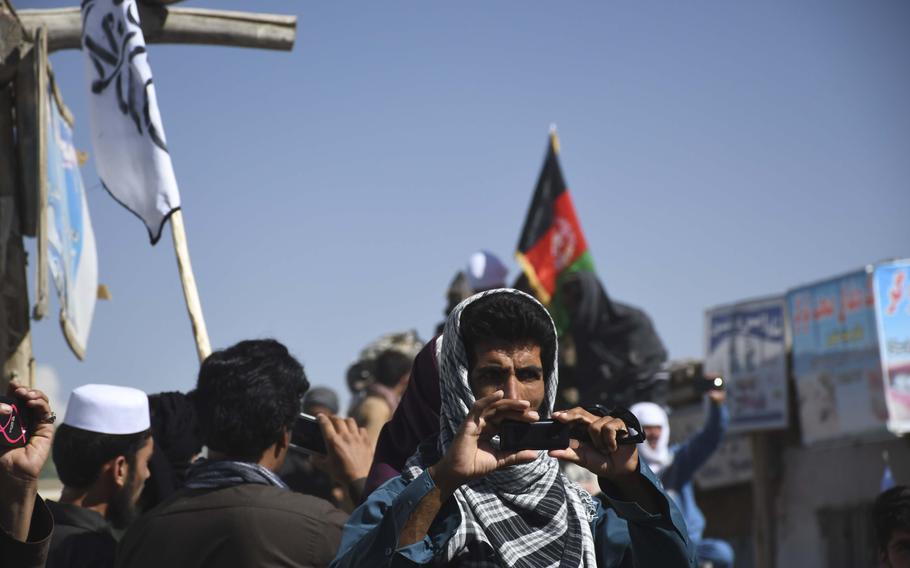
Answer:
[
  {"left": 774, "top": 435, "right": 910, "bottom": 568},
  {"left": 697, "top": 483, "right": 754, "bottom": 568}
]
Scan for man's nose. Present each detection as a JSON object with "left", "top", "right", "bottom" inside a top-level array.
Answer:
[{"left": 502, "top": 375, "right": 520, "bottom": 400}]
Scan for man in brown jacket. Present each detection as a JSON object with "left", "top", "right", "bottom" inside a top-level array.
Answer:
[{"left": 116, "top": 339, "right": 373, "bottom": 568}]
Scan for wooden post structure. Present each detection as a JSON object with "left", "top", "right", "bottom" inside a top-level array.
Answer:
[
  {"left": 1, "top": 2, "right": 35, "bottom": 389},
  {"left": 1, "top": 0, "right": 296, "bottom": 369}
]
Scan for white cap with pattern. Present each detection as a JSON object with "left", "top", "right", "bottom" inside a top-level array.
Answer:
[{"left": 63, "top": 384, "right": 150, "bottom": 435}]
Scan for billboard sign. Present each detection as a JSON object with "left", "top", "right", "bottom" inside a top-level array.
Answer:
[
  {"left": 705, "top": 297, "right": 788, "bottom": 432},
  {"left": 788, "top": 270, "right": 887, "bottom": 444}
]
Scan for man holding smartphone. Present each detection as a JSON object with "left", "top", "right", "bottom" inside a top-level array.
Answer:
[
  {"left": 0, "top": 380, "right": 56, "bottom": 568},
  {"left": 332, "top": 289, "right": 694, "bottom": 567}
]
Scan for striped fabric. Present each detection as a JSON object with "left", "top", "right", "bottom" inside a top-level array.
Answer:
[{"left": 402, "top": 289, "right": 597, "bottom": 567}]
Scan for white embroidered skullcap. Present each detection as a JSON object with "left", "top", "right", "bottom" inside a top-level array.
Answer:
[
  {"left": 466, "top": 250, "right": 508, "bottom": 292},
  {"left": 63, "top": 384, "right": 150, "bottom": 435}
]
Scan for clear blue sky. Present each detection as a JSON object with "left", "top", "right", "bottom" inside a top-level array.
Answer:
[{"left": 23, "top": 0, "right": 910, "bottom": 412}]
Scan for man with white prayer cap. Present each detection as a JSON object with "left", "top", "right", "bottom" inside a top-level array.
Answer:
[
  {"left": 46, "top": 384, "right": 153, "bottom": 568},
  {"left": 465, "top": 250, "right": 508, "bottom": 292}
]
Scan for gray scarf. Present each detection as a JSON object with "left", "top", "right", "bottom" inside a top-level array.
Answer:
[
  {"left": 402, "top": 289, "right": 597, "bottom": 568},
  {"left": 185, "top": 459, "right": 288, "bottom": 490}
]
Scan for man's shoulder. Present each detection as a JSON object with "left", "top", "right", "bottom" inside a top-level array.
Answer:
[
  {"left": 148, "top": 484, "right": 344, "bottom": 520},
  {"left": 117, "top": 486, "right": 346, "bottom": 567}
]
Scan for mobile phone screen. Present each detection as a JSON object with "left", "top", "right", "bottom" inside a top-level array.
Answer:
[{"left": 290, "top": 413, "right": 327, "bottom": 455}]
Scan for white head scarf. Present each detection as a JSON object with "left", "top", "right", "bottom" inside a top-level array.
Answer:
[
  {"left": 403, "top": 288, "right": 596, "bottom": 567},
  {"left": 630, "top": 401, "right": 673, "bottom": 476}
]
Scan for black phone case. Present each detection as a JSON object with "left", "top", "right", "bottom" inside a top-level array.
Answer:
[
  {"left": 290, "top": 413, "right": 327, "bottom": 455},
  {"left": 497, "top": 420, "right": 571, "bottom": 451},
  {"left": 0, "top": 396, "right": 31, "bottom": 448},
  {"left": 497, "top": 405, "right": 645, "bottom": 451}
]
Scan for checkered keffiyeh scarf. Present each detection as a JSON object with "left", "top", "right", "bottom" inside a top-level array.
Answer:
[{"left": 402, "top": 289, "right": 597, "bottom": 568}]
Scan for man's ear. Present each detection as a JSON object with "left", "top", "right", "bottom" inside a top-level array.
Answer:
[
  {"left": 109, "top": 455, "right": 129, "bottom": 489},
  {"left": 274, "top": 428, "right": 290, "bottom": 459}
]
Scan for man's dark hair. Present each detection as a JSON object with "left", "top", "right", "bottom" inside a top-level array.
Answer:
[
  {"left": 195, "top": 339, "right": 309, "bottom": 461},
  {"left": 52, "top": 425, "right": 151, "bottom": 488},
  {"left": 460, "top": 292, "right": 556, "bottom": 378},
  {"left": 374, "top": 350, "right": 413, "bottom": 388},
  {"left": 874, "top": 485, "right": 910, "bottom": 551}
]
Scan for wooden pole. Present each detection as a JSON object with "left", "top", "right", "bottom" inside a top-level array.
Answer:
[
  {"left": 169, "top": 209, "right": 211, "bottom": 363},
  {"left": 30, "top": 25, "right": 49, "bottom": 321},
  {"left": 0, "top": 81, "right": 34, "bottom": 390},
  {"left": 19, "top": 6, "right": 296, "bottom": 53}
]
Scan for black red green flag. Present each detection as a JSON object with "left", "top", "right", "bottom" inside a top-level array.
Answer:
[{"left": 516, "top": 130, "right": 596, "bottom": 334}]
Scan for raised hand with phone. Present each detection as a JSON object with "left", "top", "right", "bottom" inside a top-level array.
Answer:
[{"left": 0, "top": 380, "right": 56, "bottom": 567}]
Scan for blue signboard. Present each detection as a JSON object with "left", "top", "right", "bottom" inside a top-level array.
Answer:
[
  {"left": 705, "top": 297, "right": 788, "bottom": 432},
  {"left": 787, "top": 270, "right": 887, "bottom": 444}
]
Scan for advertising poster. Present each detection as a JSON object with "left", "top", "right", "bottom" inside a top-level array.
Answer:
[
  {"left": 872, "top": 260, "right": 910, "bottom": 434},
  {"left": 704, "top": 297, "right": 788, "bottom": 432},
  {"left": 788, "top": 270, "right": 887, "bottom": 445},
  {"left": 46, "top": 82, "right": 99, "bottom": 359}
]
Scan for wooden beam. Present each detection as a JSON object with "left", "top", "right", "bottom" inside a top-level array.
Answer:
[
  {"left": 0, "top": 83, "right": 33, "bottom": 391},
  {"left": 18, "top": 6, "right": 296, "bottom": 53}
]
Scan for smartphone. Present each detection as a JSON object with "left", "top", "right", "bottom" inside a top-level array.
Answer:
[
  {"left": 290, "top": 413, "right": 327, "bottom": 455},
  {"left": 496, "top": 420, "right": 571, "bottom": 451},
  {"left": 0, "top": 396, "right": 31, "bottom": 449},
  {"left": 695, "top": 376, "right": 725, "bottom": 394},
  {"left": 496, "top": 406, "right": 645, "bottom": 451}
]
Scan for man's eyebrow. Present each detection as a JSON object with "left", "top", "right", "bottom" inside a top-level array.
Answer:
[
  {"left": 474, "top": 363, "right": 507, "bottom": 371},
  {"left": 516, "top": 365, "right": 544, "bottom": 374}
]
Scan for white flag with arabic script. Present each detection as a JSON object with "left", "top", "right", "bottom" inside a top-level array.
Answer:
[{"left": 81, "top": 0, "right": 180, "bottom": 244}]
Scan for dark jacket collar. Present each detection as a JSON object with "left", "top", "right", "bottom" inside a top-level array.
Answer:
[{"left": 46, "top": 501, "right": 113, "bottom": 534}]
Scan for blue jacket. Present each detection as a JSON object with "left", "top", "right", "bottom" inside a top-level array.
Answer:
[
  {"left": 331, "top": 459, "right": 695, "bottom": 567},
  {"left": 658, "top": 402, "right": 729, "bottom": 543}
]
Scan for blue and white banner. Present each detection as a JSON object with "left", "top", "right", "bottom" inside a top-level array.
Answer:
[
  {"left": 81, "top": 0, "right": 180, "bottom": 244},
  {"left": 46, "top": 83, "right": 98, "bottom": 359},
  {"left": 872, "top": 260, "right": 910, "bottom": 435},
  {"left": 788, "top": 270, "right": 887, "bottom": 444},
  {"left": 704, "top": 297, "right": 788, "bottom": 432}
]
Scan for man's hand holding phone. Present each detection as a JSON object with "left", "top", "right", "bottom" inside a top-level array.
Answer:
[
  {"left": 548, "top": 408, "right": 639, "bottom": 482},
  {"left": 429, "top": 391, "right": 540, "bottom": 497},
  {"left": 0, "top": 380, "right": 55, "bottom": 542}
]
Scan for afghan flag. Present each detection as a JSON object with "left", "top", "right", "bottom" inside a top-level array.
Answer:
[{"left": 516, "top": 130, "right": 596, "bottom": 334}]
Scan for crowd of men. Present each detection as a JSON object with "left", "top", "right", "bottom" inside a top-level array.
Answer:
[{"left": 0, "top": 253, "right": 905, "bottom": 567}]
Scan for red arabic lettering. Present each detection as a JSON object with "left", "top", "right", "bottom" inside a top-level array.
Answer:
[{"left": 887, "top": 270, "right": 906, "bottom": 315}]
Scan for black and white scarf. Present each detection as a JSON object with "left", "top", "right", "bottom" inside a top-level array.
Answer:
[
  {"left": 184, "top": 459, "right": 288, "bottom": 490},
  {"left": 402, "top": 289, "right": 597, "bottom": 568}
]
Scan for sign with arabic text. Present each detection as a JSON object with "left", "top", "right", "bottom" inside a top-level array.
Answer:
[
  {"left": 704, "top": 297, "right": 788, "bottom": 432},
  {"left": 788, "top": 270, "right": 887, "bottom": 445}
]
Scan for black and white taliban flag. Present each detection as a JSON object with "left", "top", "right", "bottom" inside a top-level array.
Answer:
[{"left": 81, "top": 0, "right": 180, "bottom": 244}]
